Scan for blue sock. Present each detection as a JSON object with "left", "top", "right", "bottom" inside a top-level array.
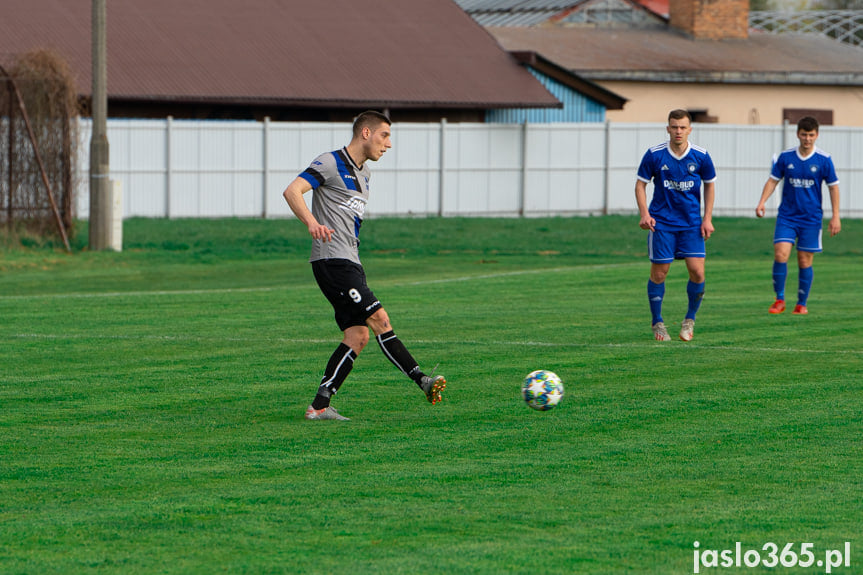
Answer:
[
  {"left": 685, "top": 280, "right": 705, "bottom": 320},
  {"left": 798, "top": 266, "right": 813, "bottom": 306},
  {"left": 772, "top": 261, "right": 787, "bottom": 301},
  {"left": 647, "top": 280, "right": 664, "bottom": 325}
]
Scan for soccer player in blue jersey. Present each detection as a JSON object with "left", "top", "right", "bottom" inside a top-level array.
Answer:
[
  {"left": 755, "top": 116, "right": 841, "bottom": 315},
  {"left": 635, "top": 109, "right": 716, "bottom": 342},
  {"left": 283, "top": 111, "right": 446, "bottom": 421}
]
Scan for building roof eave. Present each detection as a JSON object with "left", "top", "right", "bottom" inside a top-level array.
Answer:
[
  {"left": 511, "top": 51, "right": 628, "bottom": 110},
  {"left": 105, "top": 94, "right": 564, "bottom": 110},
  {"left": 579, "top": 70, "right": 863, "bottom": 86}
]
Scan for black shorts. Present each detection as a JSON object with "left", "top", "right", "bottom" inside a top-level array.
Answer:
[{"left": 311, "top": 259, "right": 382, "bottom": 331}]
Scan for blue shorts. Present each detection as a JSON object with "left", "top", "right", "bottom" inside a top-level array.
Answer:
[
  {"left": 647, "top": 228, "right": 705, "bottom": 264},
  {"left": 774, "top": 220, "right": 822, "bottom": 253}
]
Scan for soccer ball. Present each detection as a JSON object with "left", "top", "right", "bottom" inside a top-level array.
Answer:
[{"left": 522, "top": 370, "right": 564, "bottom": 411}]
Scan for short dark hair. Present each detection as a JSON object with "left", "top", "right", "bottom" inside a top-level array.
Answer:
[
  {"left": 797, "top": 116, "right": 819, "bottom": 133},
  {"left": 353, "top": 110, "right": 391, "bottom": 138},
  {"left": 668, "top": 109, "right": 692, "bottom": 123}
]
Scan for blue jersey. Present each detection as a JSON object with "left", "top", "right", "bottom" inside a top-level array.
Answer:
[
  {"left": 770, "top": 147, "right": 838, "bottom": 227},
  {"left": 637, "top": 142, "right": 716, "bottom": 231}
]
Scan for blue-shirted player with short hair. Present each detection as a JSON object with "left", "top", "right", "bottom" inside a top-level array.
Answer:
[
  {"left": 635, "top": 109, "right": 717, "bottom": 342},
  {"left": 756, "top": 116, "right": 841, "bottom": 315}
]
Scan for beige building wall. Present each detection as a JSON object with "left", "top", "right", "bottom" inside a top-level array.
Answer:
[{"left": 601, "top": 81, "right": 863, "bottom": 126}]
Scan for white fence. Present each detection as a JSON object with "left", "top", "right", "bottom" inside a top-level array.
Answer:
[{"left": 75, "top": 118, "right": 863, "bottom": 220}]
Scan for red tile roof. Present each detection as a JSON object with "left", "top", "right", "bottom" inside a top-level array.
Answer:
[
  {"left": 632, "top": 0, "right": 669, "bottom": 18},
  {"left": 0, "top": 0, "right": 560, "bottom": 111}
]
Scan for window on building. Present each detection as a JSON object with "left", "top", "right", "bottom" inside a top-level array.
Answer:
[
  {"left": 688, "top": 109, "right": 718, "bottom": 123},
  {"left": 783, "top": 108, "right": 833, "bottom": 126}
]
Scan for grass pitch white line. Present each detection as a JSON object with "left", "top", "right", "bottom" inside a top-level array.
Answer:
[
  {"left": 0, "top": 286, "right": 288, "bottom": 301},
  {"left": 403, "top": 262, "right": 641, "bottom": 286},
  {"left": 8, "top": 332, "right": 861, "bottom": 356},
  {"left": 0, "top": 263, "right": 637, "bottom": 301}
]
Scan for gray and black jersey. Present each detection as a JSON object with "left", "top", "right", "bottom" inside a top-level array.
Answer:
[{"left": 298, "top": 148, "right": 371, "bottom": 265}]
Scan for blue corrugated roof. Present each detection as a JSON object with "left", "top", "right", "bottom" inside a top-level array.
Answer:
[
  {"left": 456, "top": 0, "right": 584, "bottom": 26},
  {"left": 470, "top": 10, "right": 564, "bottom": 26},
  {"left": 487, "top": 68, "right": 606, "bottom": 123},
  {"left": 457, "top": 0, "right": 578, "bottom": 10}
]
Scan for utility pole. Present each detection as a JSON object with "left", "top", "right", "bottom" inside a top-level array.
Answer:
[{"left": 89, "top": 0, "right": 111, "bottom": 250}]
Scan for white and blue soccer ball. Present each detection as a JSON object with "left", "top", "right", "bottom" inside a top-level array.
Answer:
[{"left": 522, "top": 370, "right": 564, "bottom": 411}]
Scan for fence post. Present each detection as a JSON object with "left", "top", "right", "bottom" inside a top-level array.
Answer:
[
  {"left": 438, "top": 117, "right": 446, "bottom": 217},
  {"left": 776, "top": 118, "right": 791, "bottom": 212},
  {"left": 519, "top": 120, "right": 528, "bottom": 217},
  {"left": 165, "top": 115, "right": 172, "bottom": 218},
  {"left": 262, "top": 116, "right": 270, "bottom": 219},
  {"left": 603, "top": 120, "right": 611, "bottom": 216}
]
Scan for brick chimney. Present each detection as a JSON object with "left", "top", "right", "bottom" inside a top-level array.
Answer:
[{"left": 669, "top": 0, "right": 749, "bottom": 40}]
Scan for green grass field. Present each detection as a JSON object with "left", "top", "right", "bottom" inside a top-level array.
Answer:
[{"left": 1, "top": 216, "right": 861, "bottom": 574}]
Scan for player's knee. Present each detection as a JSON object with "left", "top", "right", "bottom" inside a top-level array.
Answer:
[
  {"left": 366, "top": 308, "right": 392, "bottom": 334},
  {"left": 357, "top": 331, "right": 370, "bottom": 350},
  {"left": 650, "top": 269, "right": 668, "bottom": 283},
  {"left": 774, "top": 242, "right": 792, "bottom": 262},
  {"left": 343, "top": 326, "right": 370, "bottom": 353},
  {"left": 649, "top": 263, "right": 670, "bottom": 284},
  {"left": 686, "top": 266, "right": 705, "bottom": 283}
]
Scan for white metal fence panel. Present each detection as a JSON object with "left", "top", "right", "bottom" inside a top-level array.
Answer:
[
  {"left": 78, "top": 120, "right": 170, "bottom": 218},
  {"left": 169, "top": 121, "right": 264, "bottom": 218},
  {"left": 441, "top": 123, "right": 525, "bottom": 216},
  {"left": 816, "top": 126, "right": 863, "bottom": 217},
  {"left": 380, "top": 123, "right": 442, "bottom": 216},
  {"left": 75, "top": 118, "right": 862, "bottom": 220},
  {"left": 264, "top": 121, "right": 351, "bottom": 219},
  {"left": 525, "top": 123, "right": 607, "bottom": 215},
  {"left": 605, "top": 123, "right": 668, "bottom": 214},
  {"left": 695, "top": 124, "right": 785, "bottom": 217}
]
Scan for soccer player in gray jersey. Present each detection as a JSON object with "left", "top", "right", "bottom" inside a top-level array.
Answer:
[{"left": 283, "top": 111, "right": 446, "bottom": 421}]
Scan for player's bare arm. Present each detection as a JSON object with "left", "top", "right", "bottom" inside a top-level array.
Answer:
[
  {"left": 828, "top": 184, "right": 841, "bottom": 236},
  {"left": 635, "top": 180, "right": 655, "bottom": 231},
  {"left": 756, "top": 178, "right": 778, "bottom": 218},
  {"left": 283, "top": 177, "right": 335, "bottom": 242},
  {"left": 701, "top": 181, "right": 715, "bottom": 239}
]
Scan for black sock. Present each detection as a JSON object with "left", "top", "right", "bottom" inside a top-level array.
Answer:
[
  {"left": 310, "top": 393, "right": 330, "bottom": 410},
  {"left": 311, "top": 343, "right": 356, "bottom": 409},
  {"left": 376, "top": 330, "right": 423, "bottom": 383}
]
